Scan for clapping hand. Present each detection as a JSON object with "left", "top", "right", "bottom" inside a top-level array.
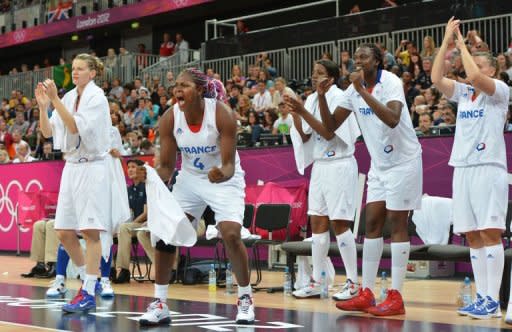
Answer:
[
  {"left": 43, "top": 79, "right": 59, "bottom": 101},
  {"left": 35, "top": 83, "right": 50, "bottom": 110},
  {"left": 349, "top": 68, "right": 365, "bottom": 92}
]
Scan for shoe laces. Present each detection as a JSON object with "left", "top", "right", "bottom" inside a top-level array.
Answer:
[
  {"left": 340, "top": 279, "right": 355, "bottom": 292},
  {"left": 238, "top": 295, "right": 252, "bottom": 314},
  {"left": 147, "top": 299, "right": 162, "bottom": 311},
  {"left": 49, "top": 278, "right": 64, "bottom": 289}
]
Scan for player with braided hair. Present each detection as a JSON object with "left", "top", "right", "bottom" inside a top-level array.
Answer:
[{"left": 139, "top": 68, "right": 254, "bottom": 326}]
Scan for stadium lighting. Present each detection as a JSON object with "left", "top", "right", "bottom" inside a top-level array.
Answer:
[{"left": 131, "top": 21, "right": 140, "bottom": 29}]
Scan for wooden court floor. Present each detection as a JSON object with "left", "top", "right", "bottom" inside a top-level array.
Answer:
[{"left": 0, "top": 255, "right": 511, "bottom": 331}]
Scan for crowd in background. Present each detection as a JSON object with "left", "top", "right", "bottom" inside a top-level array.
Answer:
[{"left": 1, "top": 29, "right": 512, "bottom": 164}]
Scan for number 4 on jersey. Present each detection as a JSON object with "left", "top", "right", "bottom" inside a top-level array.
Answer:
[{"left": 193, "top": 157, "right": 205, "bottom": 170}]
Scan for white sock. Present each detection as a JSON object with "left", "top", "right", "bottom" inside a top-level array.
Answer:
[
  {"left": 486, "top": 244, "right": 504, "bottom": 301},
  {"left": 470, "top": 247, "right": 487, "bottom": 297},
  {"left": 391, "top": 242, "right": 410, "bottom": 292},
  {"left": 77, "top": 265, "right": 86, "bottom": 282},
  {"left": 55, "top": 274, "right": 65, "bottom": 282},
  {"left": 155, "top": 284, "right": 169, "bottom": 302},
  {"left": 101, "top": 276, "right": 109, "bottom": 283},
  {"left": 336, "top": 229, "right": 358, "bottom": 283},
  {"left": 84, "top": 274, "right": 97, "bottom": 295},
  {"left": 311, "top": 231, "right": 330, "bottom": 283},
  {"left": 362, "top": 237, "right": 383, "bottom": 290},
  {"left": 238, "top": 285, "right": 252, "bottom": 297}
]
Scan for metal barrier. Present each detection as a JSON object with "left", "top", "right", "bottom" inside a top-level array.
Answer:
[
  {"left": 391, "top": 14, "right": 512, "bottom": 56},
  {"left": 242, "top": 48, "right": 288, "bottom": 79},
  {"left": 97, "top": 53, "right": 161, "bottom": 85},
  {"left": 338, "top": 33, "right": 389, "bottom": 57},
  {"left": 139, "top": 50, "right": 198, "bottom": 87},
  {"left": 201, "top": 56, "right": 243, "bottom": 82},
  {"left": 288, "top": 41, "right": 336, "bottom": 81}
]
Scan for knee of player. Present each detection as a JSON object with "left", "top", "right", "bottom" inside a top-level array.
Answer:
[{"left": 220, "top": 228, "right": 241, "bottom": 244}]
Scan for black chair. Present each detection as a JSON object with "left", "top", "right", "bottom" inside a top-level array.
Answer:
[
  {"left": 130, "top": 236, "right": 154, "bottom": 282},
  {"left": 248, "top": 203, "right": 291, "bottom": 292}
]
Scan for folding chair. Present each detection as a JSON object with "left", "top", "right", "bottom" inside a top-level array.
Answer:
[{"left": 247, "top": 203, "right": 291, "bottom": 292}]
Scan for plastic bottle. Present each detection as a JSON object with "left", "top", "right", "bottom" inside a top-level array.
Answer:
[
  {"left": 225, "top": 263, "right": 233, "bottom": 294},
  {"left": 380, "top": 271, "right": 388, "bottom": 301},
  {"left": 460, "top": 277, "right": 473, "bottom": 307},
  {"left": 320, "top": 271, "right": 328, "bottom": 299},
  {"left": 283, "top": 266, "right": 292, "bottom": 296},
  {"left": 208, "top": 264, "right": 216, "bottom": 292}
]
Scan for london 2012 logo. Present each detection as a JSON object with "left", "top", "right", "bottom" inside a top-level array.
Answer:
[
  {"left": 172, "top": 0, "right": 189, "bottom": 8},
  {"left": 0, "top": 179, "right": 43, "bottom": 233}
]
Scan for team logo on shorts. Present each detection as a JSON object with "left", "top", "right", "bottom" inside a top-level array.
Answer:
[
  {"left": 325, "top": 150, "right": 335, "bottom": 157},
  {"left": 476, "top": 142, "right": 486, "bottom": 151},
  {"left": 383, "top": 145, "right": 394, "bottom": 153},
  {"left": 177, "top": 128, "right": 183, "bottom": 135}
]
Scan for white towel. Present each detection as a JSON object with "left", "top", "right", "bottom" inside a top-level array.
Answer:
[
  {"left": 205, "top": 224, "right": 261, "bottom": 240},
  {"left": 412, "top": 195, "right": 453, "bottom": 245},
  {"left": 144, "top": 165, "right": 197, "bottom": 247},
  {"left": 290, "top": 125, "right": 314, "bottom": 175}
]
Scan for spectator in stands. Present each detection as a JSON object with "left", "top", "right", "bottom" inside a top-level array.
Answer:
[
  {"left": 134, "top": 78, "right": 144, "bottom": 91},
  {"left": 206, "top": 68, "right": 215, "bottom": 79},
  {"left": 272, "top": 102, "right": 293, "bottom": 135},
  {"left": 381, "top": 0, "right": 397, "bottom": 7},
  {"left": 349, "top": 3, "right": 360, "bottom": 13},
  {"left": 39, "top": 141, "right": 55, "bottom": 160},
  {"left": 236, "top": 94, "right": 252, "bottom": 129},
  {"left": 142, "top": 98, "right": 159, "bottom": 129},
  {"left": 340, "top": 50, "right": 355, "bottom": 80},
  {"left": 10, "top": 109, "right": 29, "bottom": 136},
  {"left": 415, "top": 57, "right": 433, "bottom": 90},
  {"left": 228, "top": 84, "right": 241, "bottom": 111},
  {"left": 451, "top": 54, "right": 468, "bottom": 82},
  {"left": 377, "top": 43, "right": 396, "bottom": 70},
  {"left": 165, "top": 70, "right": 176, "bottom": 89},
  {"left": 133, "top": 98, "right": 146, "bottom": 129},
  {"left": 114, "top": 159, "right": 154, "bottom": 283},
  {"left": 236, "top": 20, "right": 249, "bottom": 34},
  {"left": 439, "top": 102, "right": 457, "bottom": 126},
  {"left": 0, "top": 118, "right": 12, "bottom": 153},
  {"left": 124, "top": 132, "right": 141, "bottom": 155},
  {"left": 263, "top": 58, "right": 277, "bottom": 79},
  {"left": 421, "top": 36, "right": 438, "bottom": 58},
  {"left": 424, "top": 86, "right": 441, "bottom": 110},
  {"left": 1, "top": 0, "right": 10, "bottom": 12},
  {"left": 22, "top": 217, "right": 59, "bottom": 279},
  {"left": 247, "top": 110, "right": 263, "bottom": 145},
  {"left": 175, "top": 32, "right": 189, "bottom": 64},
  {"left": 12, "top": 141, "right": 36, "bottom": 163},
  {"left": 407, "top": 52, "right": 422, "bottom": 79},
  {"left": 109, "top": 78, "right": 123, "bottom": 100},
  {"left": 245, "top": 65, "right": 259, "bottom": 89},
  {"left": 402, "top": 71, "right": 420, "bottom": 110},
  {"left": 101, "top": 81, "right": 111, "bottom": 95},
  {"left": 139, "top": 139, "right": 155, "bottom": 155},
  {"left": 257, "top": 70, "right": 273, "bottom": 88},
  {"left": 159, "top": 32, "right": 175, "bottom": 60},
  {"left": 231, "top": 64, "right": 246, "bottom": 87},
  {"left": 25, "top": 108, "right": 40, "bottom": 148},
  {"left": 252, "top": 80, "right": 273, "bottom": 113},
  {"left": 136, "top": 43, "right": 149, "bottom": 69},
  {"left": 415, "top": 112, "right": 432, "bottom": 135},
  {"left": 497, "top": 53, "right": 512, "bottom": 78},
  {"left": 262, "top": 109, "right": 278, "bottom": 132},
  {"left": 0, "top": 148, "right": 9, "bottom": 163},
  {"left": 395, "top": 40, "right": 417, "bottom": 68},
  {"left": 272, "top": 77, "right": 296, "bottom": 107},
  {"left": 105, "top": 48, "right": 117, "bottom": 70},
  {"left": 159, "top": 95, "right": 169, "bottom": 114}
]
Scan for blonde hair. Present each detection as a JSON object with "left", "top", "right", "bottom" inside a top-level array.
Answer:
[
  {"left": 74, "top": 53, "right": 104, "bottom": 76},
  {"left": 0, "top": 149, "right": 9, "bottom": 162},
  {"left": 473, "top": 51, "right": 497, "bottom": 70}
]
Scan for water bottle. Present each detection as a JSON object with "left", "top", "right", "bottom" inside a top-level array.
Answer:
[
  {"left": 380, "top": 271, "right": 388, "bottom": 301},
  {"left": 225, "top": 263, "right": 233, "bottom": 294},
  {"left": 283, "top": 266, "right": 292, "bottom": 296},
  {"left": 208, "top": 264, "right": 216, "bottom": 292},
  {"left": 460, "top": 277, "right": 473, "bottom": 307},
  {"left": 320, "top": 271, "right": 328, "bottom": 299}
]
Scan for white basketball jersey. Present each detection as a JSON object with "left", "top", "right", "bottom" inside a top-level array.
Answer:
[
  {"left": 448, "top": 79, "right": 509, "bottom": 169},
  {"left": 173, "top": 98, "right": 243, "bottom": 178}
]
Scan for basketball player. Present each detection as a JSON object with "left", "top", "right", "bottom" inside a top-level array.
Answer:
[
  {"left": 287, "top": 59, "right": 361, "bottom": 300},
  {"left": 432, "top": 18, "right": 508, "bottom": 320},
  {"left": 320, "top": 44, "right": 423, "bottom": 316},
  {"left": 36, "top": 53, "right": 112, "bottom": 313},
  {"left": 138, "top": 69, "right": 254, "bottom": 326}
]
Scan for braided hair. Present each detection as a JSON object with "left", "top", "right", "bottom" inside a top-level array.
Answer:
[{"left": 180, "top": 68, "right": 227, "bottom": 102}]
